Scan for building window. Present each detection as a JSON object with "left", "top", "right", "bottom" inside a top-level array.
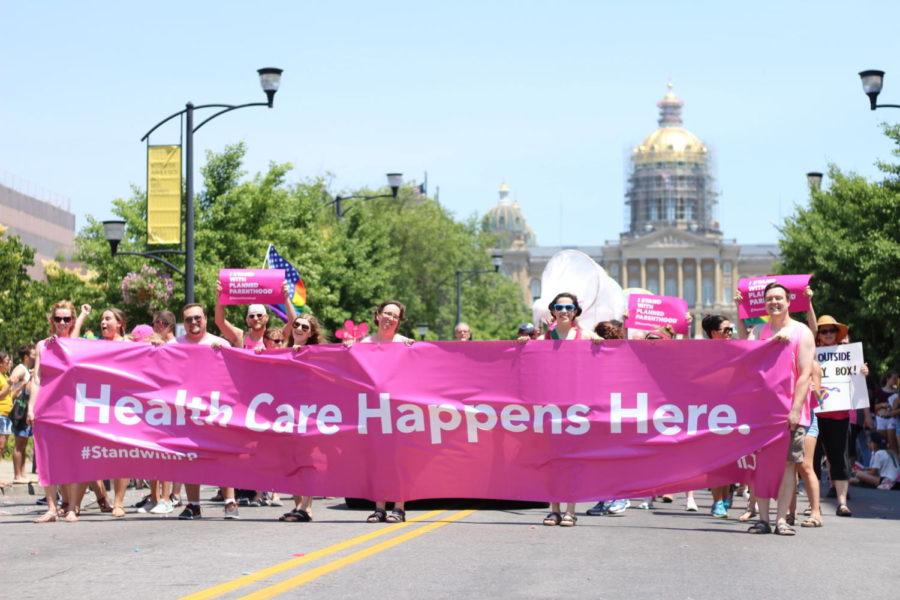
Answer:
[
  {"left": 665, "top": 261, "right": 678, "bottom": 297},
  {"left": 702, "top": 261, "right": 715, "bottom": 306},
  {"left": 609, "top": 262, "right": 620, "bottom": 284},
  {"left": 683, "top": 261, "right": 697, "bottom": 306},
  {"left": 666, "top": 198, "right": 675, "bottom": 221},
  {"left": 685, "top": 199, "right": 694, "bottom": 221},
  {"left": 628, "top": 261, "right": 640, "bottom": 288},
  {"left": 646, "top": 261, "right": 659, "bottom": 294},
  {"left": 676, "top": 197, "right": 685, "bottom": 220},
  {"left": 530, "top": 278, "right": 541, "bottom": 300}
]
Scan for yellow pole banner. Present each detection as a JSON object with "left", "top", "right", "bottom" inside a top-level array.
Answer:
[{"left": 147, "top": 145, "right": 182, "bottom": 245}]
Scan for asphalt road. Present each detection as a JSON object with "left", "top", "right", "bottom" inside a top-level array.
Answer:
[{"left": 1, "top": 483, "right": 897, "bottom": 600}]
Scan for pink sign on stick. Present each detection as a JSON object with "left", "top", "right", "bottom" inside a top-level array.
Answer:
[
  {"left": 627, "top": 294, "right": 690, "bottom": 334},
  {"left": 218, "top": 269, "right": 285, "bottom": 305},
  {"left": 34, "top": 337, "right": 795, "bottom": 501},
  {"left": 737, "top": 274, "right": 811, "bottom": 319}
]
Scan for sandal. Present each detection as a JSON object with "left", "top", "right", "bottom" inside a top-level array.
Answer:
[
  {"left": 64, "top": 510, "right": 79, "bottom": 523},
  {"left": 747, "top": 521, "right": 771, "bottom": 534},
  {"left": 34, "top": 511, "right": 58, "bottom": 524},
  {"left": 785, "top": 514, "right": 795, "bottom": 526},
  {"left": 366, "top": 509, "right": 387, "bottom": 523},
  {"left": 97, "top": 498, "right": 114, "bottom": 513},
  {"left": 802, "top": 506, "right": 812, "bottom": 516},
  {"left": 559, "top": 513, "right": 577, "bottom": 527},
  {"left": 738, "top": 509, "right": 758, "bottom": 523},
  {"left": 112, "top": 506, "right": 126, "bottom": 518},
  {"left": 836, "top": 504, "right": 852, "bottom": 517},
  {"left": 385, "top": 509, "right": 406, "bottom": 523},
  {"left": 542, "top": 512, "right": 562, "bottom": 526},
  {"left": 800, "top": 516, "right": 823, "bottom": 528},
  {"left": 774, "top": 520, "right": 796, "bottom": 536},
  {"left": 279, "top": 509, "right": 312, "bottom": 522}
]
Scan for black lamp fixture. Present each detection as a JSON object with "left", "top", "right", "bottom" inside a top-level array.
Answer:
[
  {"left": 102, "top": 220, "right": 126, "bottom": 255},
  {"left": 257, "top": 68, "right": 283, "bottom": 108},
  {"left": 330, "top": 172, "right": 405, "bottom": 218},
  {"left": 806, "top": 171, "right": 823, "bottom": 192},
  {"left": 858, "top": 70, "right": 900, "bottom": 110}
]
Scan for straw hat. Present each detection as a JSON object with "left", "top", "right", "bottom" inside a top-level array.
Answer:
[{"left": 816, "top": 315, "right": 848, "bottom": 343}]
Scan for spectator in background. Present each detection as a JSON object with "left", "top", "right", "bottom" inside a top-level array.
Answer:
[
  {"left": 454, "top": 323, "right": 472, "bottom": 341},
  {"left": 873, "top": 371, "right": 898, "bottom": 454},
  {"left": 850, "top": 432, "right": 898, "bottom": 490},
  {"left": 152, "top": 311, "right": 177, "bottom": 343},
  {"left": 10, "top": 344, "right": 35, "bottom": 483}
]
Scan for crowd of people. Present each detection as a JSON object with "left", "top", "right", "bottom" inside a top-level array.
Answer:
[{"left": 1, "top": 281, "right": 897, "bottom": 534}]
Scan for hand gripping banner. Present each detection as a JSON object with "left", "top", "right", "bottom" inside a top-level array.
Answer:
[{"left": 35, "top": 338, "right": 795, "bottom": 500}]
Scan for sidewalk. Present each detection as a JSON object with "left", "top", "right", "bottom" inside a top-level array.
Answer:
[{"left": 0, "top": 456, "right": 42, "bottom": 499}]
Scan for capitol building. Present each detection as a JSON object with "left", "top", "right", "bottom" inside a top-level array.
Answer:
[{"left": 485, "top": 85, "right": 777, "bottom": 332}]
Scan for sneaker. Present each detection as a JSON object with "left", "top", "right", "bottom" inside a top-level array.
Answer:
[
  {"left": 169, "top": 494, "right": 182, "bottom": 508},
  {"left": 137, "top": 501, "right": 156, "bottom": 514},
  {"left": 150, "top": 500, "right": 174, "bottom": 514},
  {"left": 723, "top": 497, "right": 733, "bottom": 510},
  {"left": 877, "top": 479, "right": 895, "bottom": 490},
  {"left": 246, "top": 497, "right": 262, "bottom": 508},
  {"left": 607, "top": 499, "right": 630, "bottom": 514},
  {"left": 711, "top": 500, "right": 728, "bottom": 518},
  {"left": 224, "top": 501, "right": 240, "bottom": 519},
  {"left": 178, "top": 503, "right": 202, "bottom": 520},
  {"left": 210, "top": 491, "right": 225, "bottom": 502},
  {"left": 686, "top": 497, "right": 699, "bottom": 512},
  {"left": 586, "top": 501, "right": 610, "bottom": 516},
  {"left": 133, "top": 494, "right": 152, "bottom": 509},
  {"left": 637, "top": 500, "right": 655, "bottom": 510}
]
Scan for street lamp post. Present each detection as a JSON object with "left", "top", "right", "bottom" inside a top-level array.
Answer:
[
  {"left": 326, "top": 173, "right": 404, "bottom": 218},
  {"left": 455, "top": 253, "right": 504, "bottom": 325},
  {"left": 858, "top": 70, "right": 900, "bottom": 110},
  {"left": 104, "top": 68, "right": 283, "bottom": 304}
]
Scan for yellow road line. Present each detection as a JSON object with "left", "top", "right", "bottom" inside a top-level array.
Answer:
[
  {"left": 180, "top": 510, "right": 447, "bottom": 600},
  {"left": 239, "top": 510, "right": 476, "bottom": 600}
]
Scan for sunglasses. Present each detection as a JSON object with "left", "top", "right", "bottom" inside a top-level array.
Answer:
[
  {"left": 184, "top": 315, "right": 203, "bottom": 323},
  {"left": 552, "top": 304, "right": 576, "bottom": 313},
  {"left": 53, "top": 316, "right": 73, "bottom": 323},
  {"left": 646, "top": 334, "right": 663, "bottom": 340},
  {"left": 819, "top": 327, "right": 839, "bottom": 334},
  {"left": 247, "top": 314, "right": 266, "bottom": 320},
  {"left": 266, "top": 336, "right": 285, "bottom": 343},
  {"left": 719, "top": 327, "right": 734, "bottom": 335},
  {"left": 293, "top": 322, "right": 311, "bottom": 332}
]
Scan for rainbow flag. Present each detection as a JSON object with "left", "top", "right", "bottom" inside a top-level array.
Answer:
[{"left": 264, "top": 244, "right": 307, "bottom": 320}]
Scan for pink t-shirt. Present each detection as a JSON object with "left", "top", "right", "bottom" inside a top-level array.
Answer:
[
  {"left": 243, "top": 333, "right": 265, "bottom": 351},
  {"left": 759, "top": 321, "right": 812, "bottom": 428}
]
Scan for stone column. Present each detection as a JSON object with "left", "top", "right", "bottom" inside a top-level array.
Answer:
[
  {"left": 640, "top": 258, "right": 646, "bottom": 290},
  {"left": 677, "top": 258, "right": 684, "bottom": 298},
  {"left": 657, "top": 260, "right": 665, "bottom": 296},
  {"left": 715, "top": 260, "right": 723, "bottom": 306},
  {"left": 695, "top": 259, "right": 702, "bottom": 309}
]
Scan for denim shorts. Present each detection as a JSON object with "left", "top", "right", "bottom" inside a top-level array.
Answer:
[
  {"left": 0, "top": 415, "right": 12, "bottom": 436},
  {"left": 806, "top": 413, "right": 819, "bottom": 438},
  {"left": 12, "top": 422, "right": 32, "bottom": 437}
]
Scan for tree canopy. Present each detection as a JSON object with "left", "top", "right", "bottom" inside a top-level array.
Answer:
[
  {"left": 0, "top": 143, "right": 529, "bottom": 354},
  {"left": 778, "top": 124, "right": 900, "bottom": 376}
]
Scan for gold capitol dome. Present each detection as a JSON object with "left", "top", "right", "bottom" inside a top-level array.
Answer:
[{"left": 633, "top": 83, "right": 708, "bottom": 164}]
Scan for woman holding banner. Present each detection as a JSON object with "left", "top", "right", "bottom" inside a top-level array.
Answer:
[
  {"left": 520, "top": 292, "right": 600, "bottom": 527},
  {"left": 344, "top": 300, "right": 414, "bottom": 523},
  {"left": 28, "top": 301, "right": 92, "bottom": 523},
  {"left": 276, "top": 313, "right": 324, "bottom": 522}
]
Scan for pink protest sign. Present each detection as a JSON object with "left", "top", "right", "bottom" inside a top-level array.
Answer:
[
  {"left": 218, "top": 269, "right": 285, "bottom": 305},
  {"left": 737, "top": 274, "right": 811, "bottom": 319},
  {"left": 627, "top": 294, "right": 690, "bottom": 334},
  {"left": 34, "top": 338, "right": 795, "bottom": 501}
]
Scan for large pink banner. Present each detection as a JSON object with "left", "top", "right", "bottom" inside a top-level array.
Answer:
[
  {"left": 737, "top": 274, "right": 811, "bottom": 319},
  {"left": 627, "top": 293, "right": 689, "bottom": 334},
  {"left": 218, "top": 269, "right": 285, "bottom": 305},
  {"left": 35, "top": 338, "right": 794, "bottom": 500}
]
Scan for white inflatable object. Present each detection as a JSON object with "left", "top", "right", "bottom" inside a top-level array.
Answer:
[{"left": 532, "top": 250, "right": 625, "bottom": 334}]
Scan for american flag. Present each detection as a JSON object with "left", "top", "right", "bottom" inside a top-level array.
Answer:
[{"left": 264, "top": 244, "right": 307, "bottom": 317}]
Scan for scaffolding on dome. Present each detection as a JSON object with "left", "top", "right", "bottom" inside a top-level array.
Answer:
[{"left": 624, "top": 84, "right": 719, "bottom": 237}]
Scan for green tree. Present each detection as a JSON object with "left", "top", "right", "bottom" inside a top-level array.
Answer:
[
  {"left": 778, "top": 124, "right": 900, "bottom": 375},
  {"left": 13, "top": 143, "right": 529, "bottom": 344}
]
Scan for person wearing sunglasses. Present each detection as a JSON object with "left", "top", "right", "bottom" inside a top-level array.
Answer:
[
  {"left": 519, "top": 292, "right": 600, "bottom": 527},
  {"left": 215, "top": 281, "right": 297, "bottom": 351},
  {"left": 344, "top": 300, "right": 414, "bottom": 523},
  {"left": 152, "top": 310, "right": 177, "bottom": 344},
  {"left": 28, "top": 300, "right": 91, "bottom": 523},
  {"left": 273, "top": 313, "right": 325, "bottom": 522},
  {"left": 174, "top": 303, "right": 237, "bottom": 520}
]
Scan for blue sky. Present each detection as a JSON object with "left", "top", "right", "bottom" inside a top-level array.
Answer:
[{"left": 2, "top": 1, "right": 897, "bottom": 247}]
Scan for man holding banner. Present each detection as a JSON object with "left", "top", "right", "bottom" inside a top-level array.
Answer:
[{"left": 746, "top": 282, "right": 816, "bottom": 536}]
